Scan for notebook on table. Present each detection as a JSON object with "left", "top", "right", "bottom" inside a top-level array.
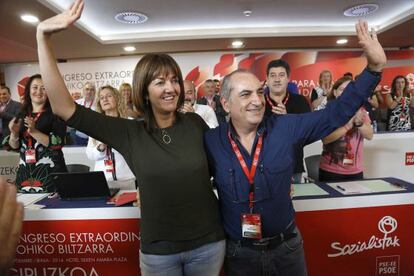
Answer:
[{"left": 51, "top": 171, "right": 119, "bottom": 200}]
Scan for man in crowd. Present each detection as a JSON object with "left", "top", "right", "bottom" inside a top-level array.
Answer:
[
  {"left": 264, "top": 59, "right": 311, "bottom": 183},
  {"left": 204, "top": 21, "right": 386, "bottom": 275},
  {"left": 72, "top": 82, "right": 96, "bottom": 145},
  {"left": 182, "top": 80, "right": 218, "bottom": 128},
  {"left": 214, "top": 79, "right": 221, "bottom": 95},
  {"left": 0, "top": 86, "right": 22, "bottom": 144},
  {"left": 197, "top": 79, "right": 228, "bottom": 123}
]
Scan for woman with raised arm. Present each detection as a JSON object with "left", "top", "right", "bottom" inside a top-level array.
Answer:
[{"left": 36, "top": 1, "right": 225, "bottom": 275}]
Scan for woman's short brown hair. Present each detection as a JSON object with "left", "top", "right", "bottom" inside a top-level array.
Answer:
[{"left": 131, "top": 54, "right": 184, "bottom": 132}]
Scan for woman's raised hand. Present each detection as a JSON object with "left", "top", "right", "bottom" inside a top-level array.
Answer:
[{"left": 37, "top": 0, "right": 84, "bottom": 36}]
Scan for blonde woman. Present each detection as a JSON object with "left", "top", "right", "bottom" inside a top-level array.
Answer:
[
  {"left": 85, "top": 86, "right": 135, "bottom": 189},
  {"left": 119, "top": 83, "right": 141, "bottom": 119},
  {"left": 311, "top": 70, "right": 333, "bottom": 111}
]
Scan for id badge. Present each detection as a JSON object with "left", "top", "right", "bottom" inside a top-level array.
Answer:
[
  {"left": 343, "top": 153, "right": 355, "bottom": 166},
  {"left": 104, "top": 159, "right": 114, "bottom": 172},
  {"left": 399, "top": 115, "right": 406, "bottom": 121},
  {"left": 241, "top": 213, "right": 262, "bottom": 239},
  {"left": 25, "top": 149, "right": 36, "bottom": 164}
]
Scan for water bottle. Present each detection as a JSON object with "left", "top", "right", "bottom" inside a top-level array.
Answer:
[{"left": 372, "top": 120, "right": 377, "bottom": 133}]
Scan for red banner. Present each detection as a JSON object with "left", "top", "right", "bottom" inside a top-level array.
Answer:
[
  {"left": 184, "top": 50, "right": 414, "bottom": 100},
  {"left": 296, "top": 204, "right": 414, "bottom": 276},
  {"left": 11, "top": 219, "right": 140, "bottom": 276},
  {"left": 405, "top": 152, "right": 414, "bottom": 166}
]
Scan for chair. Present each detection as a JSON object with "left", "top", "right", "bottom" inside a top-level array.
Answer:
[
  {"left": 304, "top": 154, "right": 321, "bottom": 183},
  {"left": 66, "top": 164, "right": 90, "bottom": 173}
]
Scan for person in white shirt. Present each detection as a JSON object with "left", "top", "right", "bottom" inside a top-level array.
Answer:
[
  {"left": 182, "top": 80, "right": 219, "bottom": 128},
  {"left": 73, "top": 82, "right": 96, "bottom": 145},
  {"left": 85, "top": 85, "right": 136, "bottom": 189}
]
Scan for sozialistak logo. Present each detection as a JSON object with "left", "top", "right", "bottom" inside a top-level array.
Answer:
[{"left": 328, "top": 216, "right": 400, "bottom": 257}]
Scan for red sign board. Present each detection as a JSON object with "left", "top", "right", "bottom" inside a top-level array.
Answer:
[
  {"left": 296, "top": 204, "right": 414, "bottom": 276},
  {"left": 405, "top": 152, "right": 414, "bottom": 166},
  {"left": 11, "top": 219, "right": 141, "bottom": 276}
]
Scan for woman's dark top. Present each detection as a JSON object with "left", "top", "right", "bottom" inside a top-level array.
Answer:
[
  {"left": 5, "top": 108, "right": 67, "bottom": 192},
  {"left": 66, "top": 104, "right": 224, "bottom": 254}
]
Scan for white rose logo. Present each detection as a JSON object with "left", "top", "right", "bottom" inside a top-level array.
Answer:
[{"left": 378, "top": 216, "right": 397, "bottom": 235}]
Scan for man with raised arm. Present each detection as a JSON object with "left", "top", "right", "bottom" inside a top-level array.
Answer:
[{"left": 204, "top": 21, "right": 386, "bottom": 275}]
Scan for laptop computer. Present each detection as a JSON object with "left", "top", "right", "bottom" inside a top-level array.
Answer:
[{"left": 51, "top": 171, "right": 120, "bottom": 200}]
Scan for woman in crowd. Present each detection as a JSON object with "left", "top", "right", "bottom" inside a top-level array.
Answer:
[
  {"left": 319, "top": 76, "right": 373, "bottom": 181},
  {"left": 311, "top": 69, "right": 332, "bottom": 111},
  {"left": 86, "top": 85, "right": 136, "bottom": 189},
  {"left": 385, "top": 75, "right": 413, "bottom": 131},
  {"left": 7, "top": 74, "right": 67, "bottom": 193},
  {"left": 119, "top": 83, "right": 141, "bottom": 119},
  {"left": 36, "top": 1, "right": 225, "bottom": 275}
]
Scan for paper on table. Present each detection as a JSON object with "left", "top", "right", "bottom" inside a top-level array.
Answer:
[
  {"left": 358, "top": 179, "right": 407, "bottom": 192},
  {"left": 293, "top": 184, "right": 329, "bottom": 197},
  {"left": 17, "top": 193, "right": 49, "bottom": 207},
  {"left": 328, "top": 179, "right": 407, "bottom": 195},
  {"left": 328, "top": 181, "right": 374, "bottom": 195}
]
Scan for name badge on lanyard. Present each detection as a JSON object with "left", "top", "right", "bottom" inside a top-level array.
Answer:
[
  {"left": 342, "top": 132, "right": 354, "bottom": 166},
  {"left": 343, "top": 153, "right": 355, "bottom": 166},
  {"left": 24, "top": 111, "right": 44, "bottom": 164},
  {"left": 241, "top": 213, "right": 262, "bottom": 239},
  {"left": 25, "top": 149, "right": 36, "bottom": 164},
  {"left": 228, "top": 130, "right": 264, "bottom": 239},
  {"left": 104, "top": 159, "right": 114, "bottom": 172},
  {"left": 104, "top": 147, "right": 114, "bottom": 173}
]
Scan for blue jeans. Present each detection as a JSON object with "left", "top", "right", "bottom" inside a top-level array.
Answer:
[
  {"left": 225, "top": 226, "right": 307, "bottom": 276},
  {"left": 139, "top": 240, "right": 225, "bottom": 276}
]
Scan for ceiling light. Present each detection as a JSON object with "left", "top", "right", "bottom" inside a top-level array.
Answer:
[
  {"left": 115, "top": 12, "right": 148, "bottom": 24},
  {"left": 21, "top": 14, "right": 39, "bottom": 24},
  {"left": 336, "top": 39, "right": 348, "bottom": 45},
  {"left": 243, "top": 10, "right": 252, "bottom": 17},
  {"left": 232, "top": 40, "right": 244, "bottom": 48},
  {"left": 343, "top": 4, "right": 379, "bottom": 17},
  {"left": 124, "top": 46, "right": 136, "bottom": 52}
]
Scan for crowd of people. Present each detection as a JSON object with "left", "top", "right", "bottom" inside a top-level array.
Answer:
[{"left": 0, "top": 0, "right": 410, "bottom": 275}]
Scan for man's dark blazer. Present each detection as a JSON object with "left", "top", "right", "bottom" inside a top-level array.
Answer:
[{"left": 1, "top": 99, "right": 22, "bottom": 140}]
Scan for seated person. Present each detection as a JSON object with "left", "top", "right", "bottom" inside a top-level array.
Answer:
[
  {"left": 86, "top": 86, "right": 135, "bottom": 189},
  {"left": 319, "top": 76, "right": 373, "bottom": 182}
]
